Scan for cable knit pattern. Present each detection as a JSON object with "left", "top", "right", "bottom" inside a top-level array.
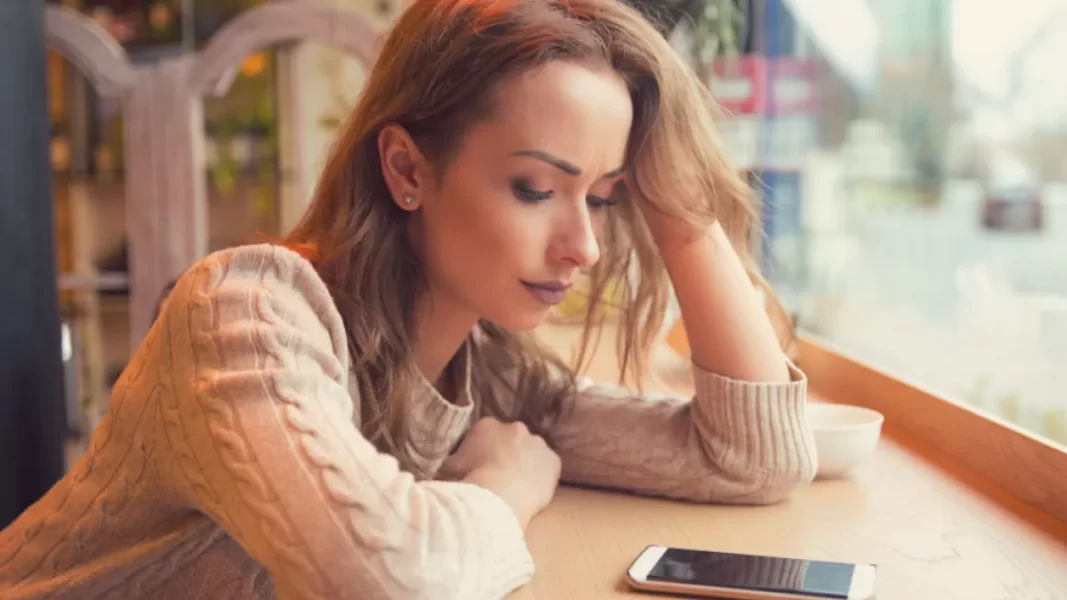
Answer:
[{"left": 0, "top": 243, "right": 816, "bottom": 599}]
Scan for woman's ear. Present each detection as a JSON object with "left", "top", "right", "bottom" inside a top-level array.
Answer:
[{"left": 378, "top": 124, "right": 432, "bottom": 211}]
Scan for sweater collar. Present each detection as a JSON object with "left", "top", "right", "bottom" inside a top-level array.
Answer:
[{"left": 406, "top": 338, "right": 475, "bottom": 476}]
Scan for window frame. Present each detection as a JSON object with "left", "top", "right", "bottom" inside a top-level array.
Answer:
[{"left": 796, "top": 332, "right": 1067, "bottom": 524}]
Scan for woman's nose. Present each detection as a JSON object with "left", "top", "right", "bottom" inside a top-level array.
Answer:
[{"left": 550, "top": 207, "right": 600, "bottom": 268}]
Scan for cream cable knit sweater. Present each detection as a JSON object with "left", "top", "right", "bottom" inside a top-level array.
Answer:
[{"left": 0, "top": 244, "right": 817, "bottom": 599}]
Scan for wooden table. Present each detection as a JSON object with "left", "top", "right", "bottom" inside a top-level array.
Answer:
[
  {"left": 513, "top": 437, "right": 1067, "bottom": 599},
  {"left": 513, "top": 324, "right": 1067, "bottom": 599}
]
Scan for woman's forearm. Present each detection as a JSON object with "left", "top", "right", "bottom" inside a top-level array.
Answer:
[{"left": 659, "top": 222, "right": 790, "bottom": 383}]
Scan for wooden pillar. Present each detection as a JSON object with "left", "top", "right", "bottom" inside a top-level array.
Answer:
[
  {"left": 124, "top": 56, "right": 207, "bottom": 343},
  {"left": 276, "top": 47, "right": 308, "bottom": 235},
  {"left": 0, "top": 0, "right": 67, "bottom": 526}
]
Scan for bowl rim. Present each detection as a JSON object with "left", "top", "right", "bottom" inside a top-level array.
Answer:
[{"left": 807, "top": 403, "right": 885, "bottom": 432}]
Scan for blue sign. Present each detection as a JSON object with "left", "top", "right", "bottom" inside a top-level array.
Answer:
[{"left": 751, "top": 170, "right": 804, "bottom": 288}]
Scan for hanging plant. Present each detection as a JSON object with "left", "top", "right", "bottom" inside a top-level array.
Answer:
[
  {"left": 206, "top": 48, "right": 278, "bottom": 224},
  {"left": 691, "top": 0, "right": 748, "bottom": 65},
  {"left": 627, "top": 0, "right": 747, "bottom": 60}
]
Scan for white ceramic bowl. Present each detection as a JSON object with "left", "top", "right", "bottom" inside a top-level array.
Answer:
[{"left": 807, "top": 403, "right": 885, "bottom": 478}]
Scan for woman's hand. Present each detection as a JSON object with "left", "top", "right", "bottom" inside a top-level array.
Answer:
[
  {"left": 639, "top": 206, "right": 705, "bottom": 251},
  {"left": 442, "top": 417, "right": 562, "bottom": 530}
]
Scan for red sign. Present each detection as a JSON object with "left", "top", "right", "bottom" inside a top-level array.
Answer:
[
  {"left": 709, "top": 56, "right": 767, "bottom": 115},
  {"left": 709, "top": 56, "right": 820, "bottom": 117}
]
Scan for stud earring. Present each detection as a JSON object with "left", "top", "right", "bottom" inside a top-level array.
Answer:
[{"left": 403, "top": 194, "right": 416, "bottom": 207}]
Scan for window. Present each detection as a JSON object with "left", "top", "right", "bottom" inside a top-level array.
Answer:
[
  {"left": 745, "top": 0, "right": 1067, "bottom": 448},
  {"left": 203, "top": 49, "right": 285, "bottom": 251}
]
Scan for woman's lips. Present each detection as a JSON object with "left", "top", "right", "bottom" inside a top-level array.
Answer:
[{"left": 520, "top": 280, "right": 573, "bottom": 305}]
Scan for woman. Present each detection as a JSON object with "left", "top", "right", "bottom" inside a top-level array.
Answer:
[{"left": 0, "top": 0, "right": 816, "bottom": 598}]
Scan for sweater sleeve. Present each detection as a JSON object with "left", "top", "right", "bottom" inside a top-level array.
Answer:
[
  {"left": 156, "top": 246, "right": 532, "bottom": 600},
  {"left": 544, "top": 358, "right": 817, "bottom": 505}
]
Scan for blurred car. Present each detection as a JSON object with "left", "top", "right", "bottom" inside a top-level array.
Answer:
[{"left": 980, "top": 164, "right": 1045, "bottom": 233}]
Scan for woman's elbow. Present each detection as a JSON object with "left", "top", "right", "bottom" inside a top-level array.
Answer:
[
  {"left": 745, "top": 464, "right": 816, "bottom": 505},
  {"left": 732, "top": 447, "right": 818, "bottom": 505},
  {"left": 689, "top": 444, "right": 818, "bottom": 506}
]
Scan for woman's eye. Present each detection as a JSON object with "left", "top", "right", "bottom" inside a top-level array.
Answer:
[
  {"left": 587, "top": 195, "right": 619, "bottom": 210},
  {"left": 512, "top": 179, "right": 553, "bottom": 203}
]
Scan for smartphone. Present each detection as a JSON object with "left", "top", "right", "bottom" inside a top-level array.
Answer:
[{"left": 626, "top": 545, "right": 877, "bottom": 600}]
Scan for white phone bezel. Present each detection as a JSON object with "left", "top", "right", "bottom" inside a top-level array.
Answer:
[
  {"left": 626, "top": 544, "right": 878, "bottom": 600},
  {"left": 626, "top": 544, "right": 668, "bottom": 582},
  {"left": 847, "top": 563, "right": 878, "bottom": 599}
]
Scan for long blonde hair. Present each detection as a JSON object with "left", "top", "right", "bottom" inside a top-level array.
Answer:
[{"left": 285, "top": 0, "right": 790, "bottom": 476}]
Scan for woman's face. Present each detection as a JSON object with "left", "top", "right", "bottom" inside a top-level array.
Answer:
[{"left": 401, "top": 60, "right": 633, "bottom": 332}]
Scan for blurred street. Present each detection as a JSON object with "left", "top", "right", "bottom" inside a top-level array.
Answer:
[{"left": 800, "top": 180, "right": 1067, "bottom": 443}]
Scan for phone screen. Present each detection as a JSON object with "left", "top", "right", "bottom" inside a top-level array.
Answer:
[{"left": 646, "top": 548, "right": 855, "bottom": 599}]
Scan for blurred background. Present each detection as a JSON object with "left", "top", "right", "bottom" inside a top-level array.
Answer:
[{"left": 2, "top": 0, "right": 1066, "bottom": 524}]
